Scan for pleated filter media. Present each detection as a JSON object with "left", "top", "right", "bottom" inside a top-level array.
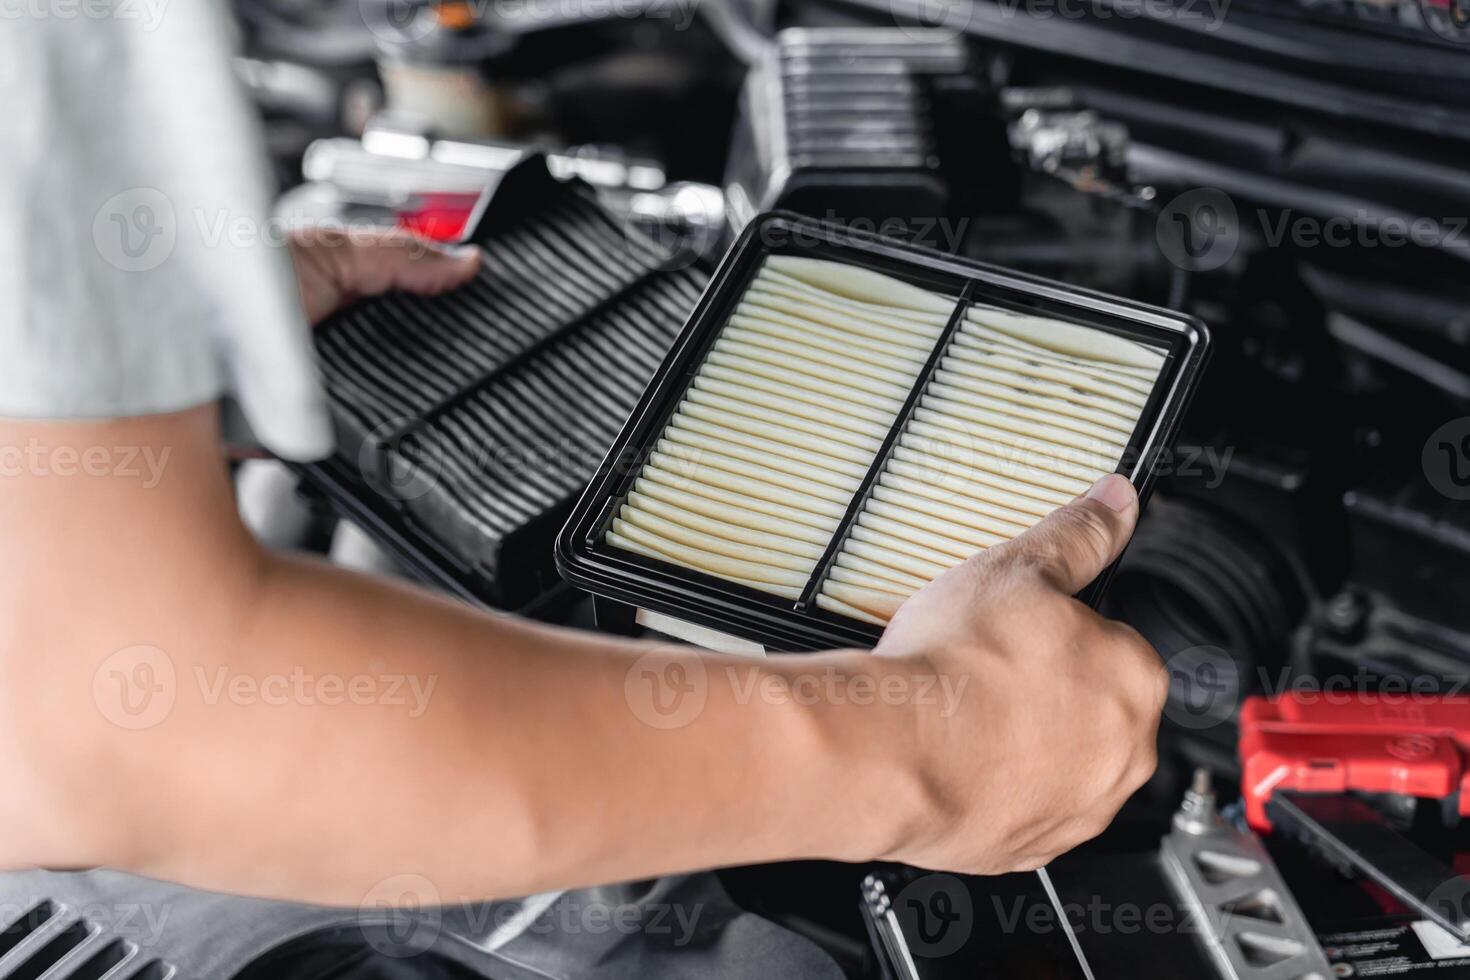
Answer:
[
  {"left": 307, "top": 160, "right": 708, "bottom": 607},
  {"left": 603, "top": 254, "right": 1165, "bottom": 628}
]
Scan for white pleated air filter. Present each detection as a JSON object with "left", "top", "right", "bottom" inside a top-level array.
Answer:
[
  {"left": 608, "top": 255, "right": 955, "bottom": 601},
  {"left": 557, "top": 213, "right": 1209, "bottom": 650},
  {"left": 814, "top": 303, "right": 1164, "bottom": 625}
]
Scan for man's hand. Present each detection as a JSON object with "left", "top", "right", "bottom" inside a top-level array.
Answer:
[
  {"left": 874, "top": 473, "right": 1168, "bottom": 875},
  {"left": 289, "top": 229, "right": 481, "bottom": 326}
]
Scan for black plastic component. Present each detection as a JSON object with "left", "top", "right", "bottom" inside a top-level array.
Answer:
[
  {"left": 298, "top": 155, "right": 709, "bottom": 609},
  {"left": 724, "top": 29, "right": 1005, "bottom": 237},
  {"left": 556, "top": 211, "right": 1212, "bottom": 651},
  {"left": 1269, "top": 790, "right": 1470, "bottom": 943}
]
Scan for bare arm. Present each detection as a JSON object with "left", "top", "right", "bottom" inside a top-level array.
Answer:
[
  {"left": 0, "top": 238, "right": 1164, "bottom": 906},
  {"left": 0, "top": 405, "right": 925, "bottom": 903},
  {"left": 0, "top": 402, "right": 1164, "bottom": 906}
]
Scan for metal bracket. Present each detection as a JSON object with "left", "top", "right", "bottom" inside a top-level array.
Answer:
[{"left": 1159, "top": 771, "right": 1333, "bottom": 980}]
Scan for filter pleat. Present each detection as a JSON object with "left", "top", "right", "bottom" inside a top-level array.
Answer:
[
  {"left": 816, "top": 301, "right": 1163, "bottom": 620},
  {"left": 610, "top": 256, "right": 950, "bottom": 598},
  {"left": 602, "top": 257, "right": 1167, "bottom": 625}
]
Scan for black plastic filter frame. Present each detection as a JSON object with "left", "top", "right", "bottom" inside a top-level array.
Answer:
[
  {"left": 293, "top": 156, "right": 695, "bottom": 614},
  {"left": 555, "top": 211, "right": 1212, "bottom": 651}
]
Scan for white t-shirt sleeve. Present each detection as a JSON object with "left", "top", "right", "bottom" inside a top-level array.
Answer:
[{"left": 0, "top": 2, "right": 335, "bottom": 461}]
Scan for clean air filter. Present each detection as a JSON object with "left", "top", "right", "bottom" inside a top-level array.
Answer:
[
  {"left": 814, "top": 303, "right": 1164, "bottom": 625},
  {"left": 302, "top": 157, "right": 709, "bottom": 609},
  {"left": 557, "top": 212, "right": 1209, "bottom": 651},
  {"left": 609, "top": 255, "right": 954, "bottom": 601}
]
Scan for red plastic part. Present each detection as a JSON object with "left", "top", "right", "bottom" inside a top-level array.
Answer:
[
  {"left": 396, "top": 192, "right": 481, "bottom": 242},
  {"left": 1239, "top": 694, "right": 1470, "bottom": 831}
]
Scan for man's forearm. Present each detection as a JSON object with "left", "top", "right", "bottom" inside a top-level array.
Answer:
[
  {"left": 0, "top": 407, "right": 927, "bottom": 904},
  {"left": 132, "top": 552, "right": 924, "bottom": 902}
]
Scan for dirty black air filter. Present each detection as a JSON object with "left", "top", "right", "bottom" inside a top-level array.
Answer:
[
  {"left": 724, "top": 28, "right": 997, "bottom": 235},
  {"left": 301, "top": 156, "right": 710, "bottom": 609}
]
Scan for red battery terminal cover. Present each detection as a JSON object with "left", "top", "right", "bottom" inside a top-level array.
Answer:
[{"left": 1239, "top": 694, "right": 1470, "bottom": 831}]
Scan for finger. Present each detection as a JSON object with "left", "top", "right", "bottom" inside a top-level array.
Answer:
[
  {"left": 345, "top": 233, "right": 482, "bottom": 299},
  {"left": 985, "top": 473, "right": 1139, "bottom": 595}
]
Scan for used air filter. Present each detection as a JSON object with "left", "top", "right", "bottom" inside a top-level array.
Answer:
[
  {"left": 724, "top": 28, "right": 999, "bottom": 234},
  {"left": 557, "top": 212, "right": 1210, "bottom": 650},
  {"left": 301, "top": 156, "right": 709, "bottom": 609}
]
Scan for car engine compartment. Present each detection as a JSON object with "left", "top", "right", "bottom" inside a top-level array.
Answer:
[{"left": 3, "top": 0, "right": 1468, "bottom": 976}]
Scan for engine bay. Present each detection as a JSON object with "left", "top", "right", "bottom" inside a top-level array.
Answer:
[{"left": 3, "top": 0, "right": 1468, "bottom": 976}]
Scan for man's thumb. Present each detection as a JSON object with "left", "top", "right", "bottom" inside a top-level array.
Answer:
[{"left": 999, "top": 473, "right": 1139, "bottom": 595}]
